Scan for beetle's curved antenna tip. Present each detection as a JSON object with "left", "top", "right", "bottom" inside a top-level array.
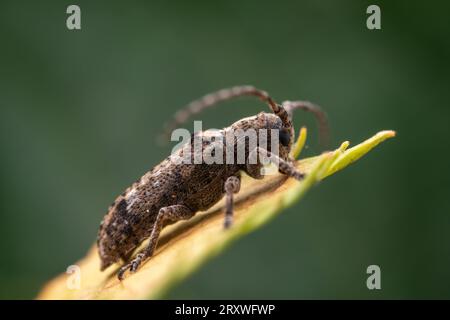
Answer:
[{"left": 283, "top": 100, "right": 331, "bottom": 151}]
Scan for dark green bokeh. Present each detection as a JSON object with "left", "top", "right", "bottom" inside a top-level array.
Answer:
[{"left": 1, "top": 0, "right": 449, "bottom": 299}]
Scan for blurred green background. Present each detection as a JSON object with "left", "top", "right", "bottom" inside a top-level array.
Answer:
[{"left": 1, "top": 0, "right": 449, "bottom": 299}]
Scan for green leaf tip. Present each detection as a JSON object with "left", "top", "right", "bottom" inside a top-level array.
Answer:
[{"left": 324, "top": 130, "right": 396, "bottom": 178}]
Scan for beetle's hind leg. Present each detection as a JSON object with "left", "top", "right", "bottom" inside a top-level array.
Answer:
[
  {"left": 117, "top": 204, "right": 194, "bottom": 280},
  {"left": 223, "top": 175, "right": 241, "bottom": 229}
]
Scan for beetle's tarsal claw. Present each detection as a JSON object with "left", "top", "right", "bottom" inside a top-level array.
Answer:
[
  {"left": 117, "top": 265, "right": 130, "bottom": 281},
  {"left": 224, "top": 217, "right": 233, "bottom": 229},
  {"left": 130, "top": 253, "right": 145, "bottom": 273}
]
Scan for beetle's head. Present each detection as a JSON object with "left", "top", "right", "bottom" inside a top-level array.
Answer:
[
  {"left": 229, "top": 111, "right": 294, "bottom": 164},
  {"left": 258, "top": 111, "right": 294, "bottom": 162}
]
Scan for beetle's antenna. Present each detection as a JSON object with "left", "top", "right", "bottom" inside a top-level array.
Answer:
[
  {"left": 282, "top": 100, "right": 330, "bottom": 149},
  {"left": 160, "top": 86, "right": 291, "bottom": 143}
]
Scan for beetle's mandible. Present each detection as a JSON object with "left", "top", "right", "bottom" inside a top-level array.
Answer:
[{"left": 96, "top": 86, "right": 329, "bottom": 280}]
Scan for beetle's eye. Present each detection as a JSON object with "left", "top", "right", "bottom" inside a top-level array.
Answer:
[{"left": 279, "top": 129, "right": 290, "bottom": 146}]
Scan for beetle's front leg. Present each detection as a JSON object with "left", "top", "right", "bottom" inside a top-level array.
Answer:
[
  {"left": 251, "top": 147, "right": 305, "bottom": 180},
  {"left": 224, "top": 175, "right": 241, "bottom": 229},
  {"left": 118, "top": 204, "right": 194, "bottom": 280}
]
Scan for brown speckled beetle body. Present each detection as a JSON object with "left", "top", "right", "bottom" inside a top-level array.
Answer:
[{"left": 97, "top": 86, "right": 328, "bottom": 280}]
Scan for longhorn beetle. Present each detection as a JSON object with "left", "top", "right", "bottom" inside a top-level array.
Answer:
[{"left": 97, "top": 86, "right": 329, "bottom": 280}]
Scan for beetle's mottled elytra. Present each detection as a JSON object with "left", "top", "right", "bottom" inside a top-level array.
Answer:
[{"left": 96, "top": 86, "right": 329, "bottom": 280}]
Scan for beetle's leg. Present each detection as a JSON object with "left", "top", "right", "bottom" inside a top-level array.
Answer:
[
  {"left": 250, "top": 147, "right": 305, "bottom": 180},
  {"left": 117, "top": 204, "right": 194, "bottom": 280},
  {"left": 224, "top": 175, "right": 241, "bottom": 229}
]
